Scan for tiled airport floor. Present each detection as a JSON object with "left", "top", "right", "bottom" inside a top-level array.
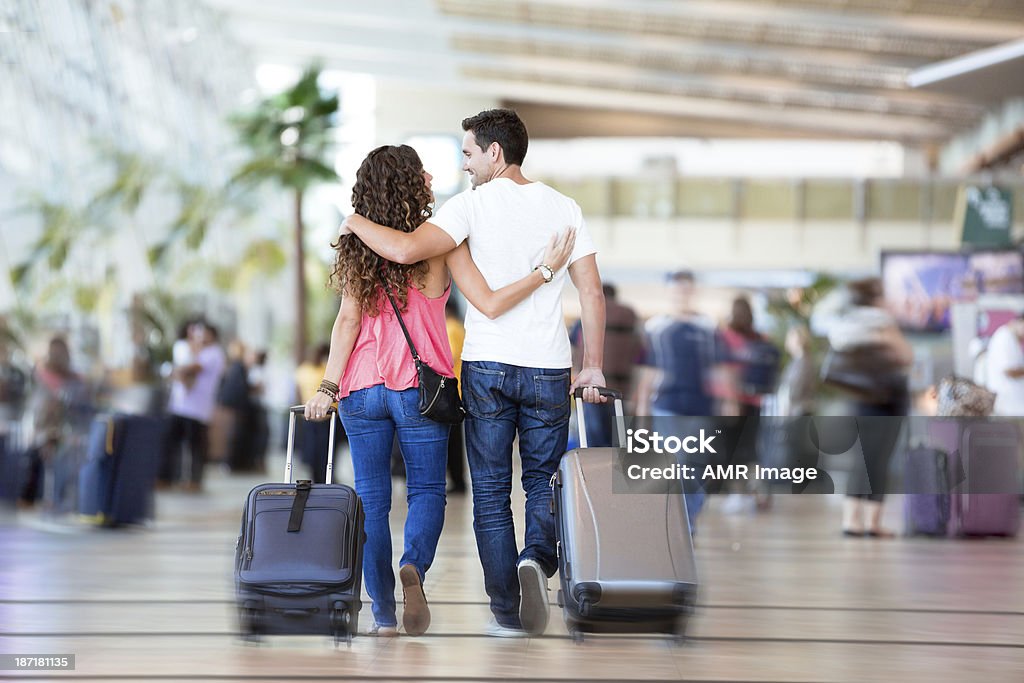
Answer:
[{"left": 2, "top": 451, "right": 1023, "bottom": 682}]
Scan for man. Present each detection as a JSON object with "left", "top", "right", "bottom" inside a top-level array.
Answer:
[
  {"left": 635, "top": 271, "right": 722, "bottom": 529},
  {"left": 984, "top": 313, "right": 1024, "bottom": 416},
  {"left": 635, "top": 271, "right": 719, "bottom": 419},
  {"left": 341, "top": 109, "right": 606, "bottom": 637}
]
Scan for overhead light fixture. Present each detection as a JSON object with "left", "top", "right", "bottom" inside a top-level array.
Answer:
[{"left": 908, "top": 38, "right": 1024, "bottom": 88}]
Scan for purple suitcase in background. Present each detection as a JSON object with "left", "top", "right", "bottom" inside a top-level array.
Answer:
[
  {"left": 925, "top": 419, "right": 1021, "bottom": 538},
  {"left": 903, "top": 445, "right": 950, "bottom": 537},
  {"left": 234, "top": 406, "right": 365, "bottom": 644},
  {"left": 953, "top": 422, "right": 1020, "bottom": 537}
]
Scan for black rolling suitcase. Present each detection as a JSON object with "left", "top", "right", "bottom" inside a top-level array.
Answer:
[
  {"left": 235, "top": 406, "right": 365, "bottom": 644},
  {"left": 553, "top": 389, "right": 698, "bottom": 643}
]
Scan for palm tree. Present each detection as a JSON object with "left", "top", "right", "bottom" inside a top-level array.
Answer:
[{"left": 230, "top": 64, "right": 339, "bottom": 365}]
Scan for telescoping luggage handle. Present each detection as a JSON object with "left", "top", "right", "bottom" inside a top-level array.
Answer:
[
  {"left": 573, "top": 387, "right": 627, "bottom": 448},
  {"left": 285, "top": 405, "right": 337, "bottom": 485}
]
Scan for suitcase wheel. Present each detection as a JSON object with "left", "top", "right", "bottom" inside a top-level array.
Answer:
[
  {"left": 240, "top": 607, "right": 262, "bottom": 643},
  {"left": 672, "top": 617, "right": 689, "bottom": 647},
  {"left": 331, "top": 608, "right": 354, "bottom": 646},
  {"left": 570, "top": 629, "right": 584, "bottom": 645}
]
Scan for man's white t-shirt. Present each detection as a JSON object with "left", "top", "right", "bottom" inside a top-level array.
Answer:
[
  {"left": 431, "top": 179, "right": 596, "bottom": 369},
  {"left": 985, "top": 324, "right": 1024, "bottom": 416}
]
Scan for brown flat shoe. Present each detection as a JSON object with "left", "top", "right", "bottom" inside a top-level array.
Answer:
[
  {"left": 400, "top": 564, "right": 430, "bottom": 636},
  {"left": 866, "top": 529, "right": 896, "bottom": 539}
]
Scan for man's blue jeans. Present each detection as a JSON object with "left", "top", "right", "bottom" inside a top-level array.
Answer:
[
  {"left": 338, "top": 385, "right": 449, "bottom": 628},
  {"left": 462, "top": 361, "right": 570, "bottom": 629}
]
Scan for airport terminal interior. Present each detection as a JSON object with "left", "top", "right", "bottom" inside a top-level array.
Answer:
[{"left": 2, "top": 1, "right": 1024, "bottom": 681}]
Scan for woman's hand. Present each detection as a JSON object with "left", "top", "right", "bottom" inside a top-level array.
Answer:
[
  {"left": 304, "top": 391, "right": 335, "bottom": 421},
  {"left": 542, "top": 227, "right": 577, "bottom": 273}
]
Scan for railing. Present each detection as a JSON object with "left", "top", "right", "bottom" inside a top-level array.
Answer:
[{"left": 539, "top": 176, "right": 1024, "bottom": 227}]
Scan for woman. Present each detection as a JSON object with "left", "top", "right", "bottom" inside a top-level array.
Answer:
[
  {"left": 717, "top": 296, "right": 778, "bottom": 513},
  {"left": 719, "top": 296, "right": 776, "bottom": 418},
  {"left": 827, "top": 277, "right": 912, "bottom": 538},
  {"left": 23, "top": 337, "right": 87, "bottom": 507},
  {"left": 305, "top": 145, "right": 576, "bottom": 638}
]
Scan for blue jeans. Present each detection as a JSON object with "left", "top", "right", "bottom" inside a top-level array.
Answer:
[
  {"left": 651, "top": 409, "right": 706, "bottom": 533},
  {"left": 338, "top": 385, "right": 449, "bottom": 628},
  {"left": 462, "top": 361, "right": 570, "bottom": 629}
]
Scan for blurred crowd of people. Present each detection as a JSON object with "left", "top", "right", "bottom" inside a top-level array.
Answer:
[
  {"left": 8, "top": 268, "right": 1020, "bottom": 541},
  {"left": 1, "top": 316, "right": 284, "bottom": 508},
  {"left": 569, "top": 271, "right": 917, "bottom": 537}
]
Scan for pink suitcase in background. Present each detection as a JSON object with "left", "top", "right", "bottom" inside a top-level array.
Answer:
[
  {"left": 925, "top": 419, "right": 1021, "bottom": 538},
  {"left": 953, "top": 422, "right": 1021, "bottom": 537}
]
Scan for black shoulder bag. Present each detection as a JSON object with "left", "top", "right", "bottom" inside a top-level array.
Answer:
[{"left": 379, "top": 275, "right": 466, "bottom": 425}]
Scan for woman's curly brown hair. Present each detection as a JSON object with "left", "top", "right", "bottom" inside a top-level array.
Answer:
[{"left": 330, "top": 145, "right": 432, "bottom": 315}]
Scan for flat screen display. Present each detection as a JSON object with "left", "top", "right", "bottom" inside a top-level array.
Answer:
[{"left": 880, "top": 250, "right": 1024, "bottom": 332}]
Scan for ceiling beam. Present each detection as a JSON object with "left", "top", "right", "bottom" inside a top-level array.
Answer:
[
  {"left": 467, "top": 76, "right": 953, "bottom": 142},
  {"left": 437, "top": 0, "right": 1013, "bottom": 58},
  {"left": 503, "top": 102, "right": 879, "bottom": 139},
  {"left": 731, "top": 0, "right": 1024, "bottom": 25}
]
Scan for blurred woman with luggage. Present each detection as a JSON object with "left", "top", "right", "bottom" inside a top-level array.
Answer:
[
  {"left": 823, "top": 277, "right": 912, "bottom": 538},
  {"left": 304, "top": 144, "right": 576, "bottom": 637},
  {"left": 23, "top": 336, "right": 91, "bottom": 508}
]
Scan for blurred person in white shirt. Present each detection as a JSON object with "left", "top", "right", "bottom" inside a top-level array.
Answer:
[{"left": 984, "top": 314, "right": 1024, "bottom": 416}]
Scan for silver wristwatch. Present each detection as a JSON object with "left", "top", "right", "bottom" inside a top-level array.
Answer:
[{"left": 533, "top": 264, "right": 554, "bottom": 283}]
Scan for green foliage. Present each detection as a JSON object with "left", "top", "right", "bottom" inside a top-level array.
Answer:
[
  {"left": 0, "top": 309, "right": 35, "bottom": 354},
  {"left": 129, "top": 290, "right": 188, "bottom": 367},
  {"left": 240, "top": 238, "right": 288, "bottom": 276},
  {"left": 228, "top": 62, "right": 342, "bottom": 361},
  {"left": 306, "top": 255, "right": 339, "bottom": 349},
  {"left": 12, "top": 195, "right": 94, "bottom": 277},
  {"left": 230, "top": 64, "right": 340, "bottom": 193},
  {"left": 765, "top": 273, "right": 841, "bottom": 365},
  {"left": 89, "top": 147, "right": 160, "bottom": 215},
  {"left": 766, "top": 273, "right": 841, "bottom": 330},
  {"left": 10, "top": 66, "right": 339, "bottom": 360}
]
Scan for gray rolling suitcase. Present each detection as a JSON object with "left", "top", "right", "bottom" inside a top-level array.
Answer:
[
  {"left": 552, "top": 389, "right": 698, "bottom": 643},
  {"left": 235, "top": 406, "right": 365, "bottom": 644}
]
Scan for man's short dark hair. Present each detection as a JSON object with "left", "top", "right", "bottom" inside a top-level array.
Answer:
[
  {"left": 602, "top": 284, "right": 617, "bottom": 300},
  {"left": 461, "top": 109, "right": 529, "bottom": 166},
  {"left": 666, "top": 270, "right": 695, "bottom": 284}
]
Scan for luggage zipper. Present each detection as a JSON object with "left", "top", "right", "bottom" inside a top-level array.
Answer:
[{"left": 243, "top": 494, "right": 260, "bottom": 569}]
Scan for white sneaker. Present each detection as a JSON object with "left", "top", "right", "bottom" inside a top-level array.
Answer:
[
  {"left": 720, "top": 493, "right": 754, "bottom": 515},
  {"left": 369, "top": 623, "right": 398, "bottom": 637},
  {"left": 485, "top": 618, "right": 527, "bottom": 638},
  {"left": 517, "top": 558, "right": 550, "bottom": 636}
]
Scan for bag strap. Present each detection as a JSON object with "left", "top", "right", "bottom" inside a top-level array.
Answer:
[
  {"left": 378, "top": 271, "right": 421, "bottom": 362},
  {"left": 287, "top": 480, "right": 312, "bottom": 532}
]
